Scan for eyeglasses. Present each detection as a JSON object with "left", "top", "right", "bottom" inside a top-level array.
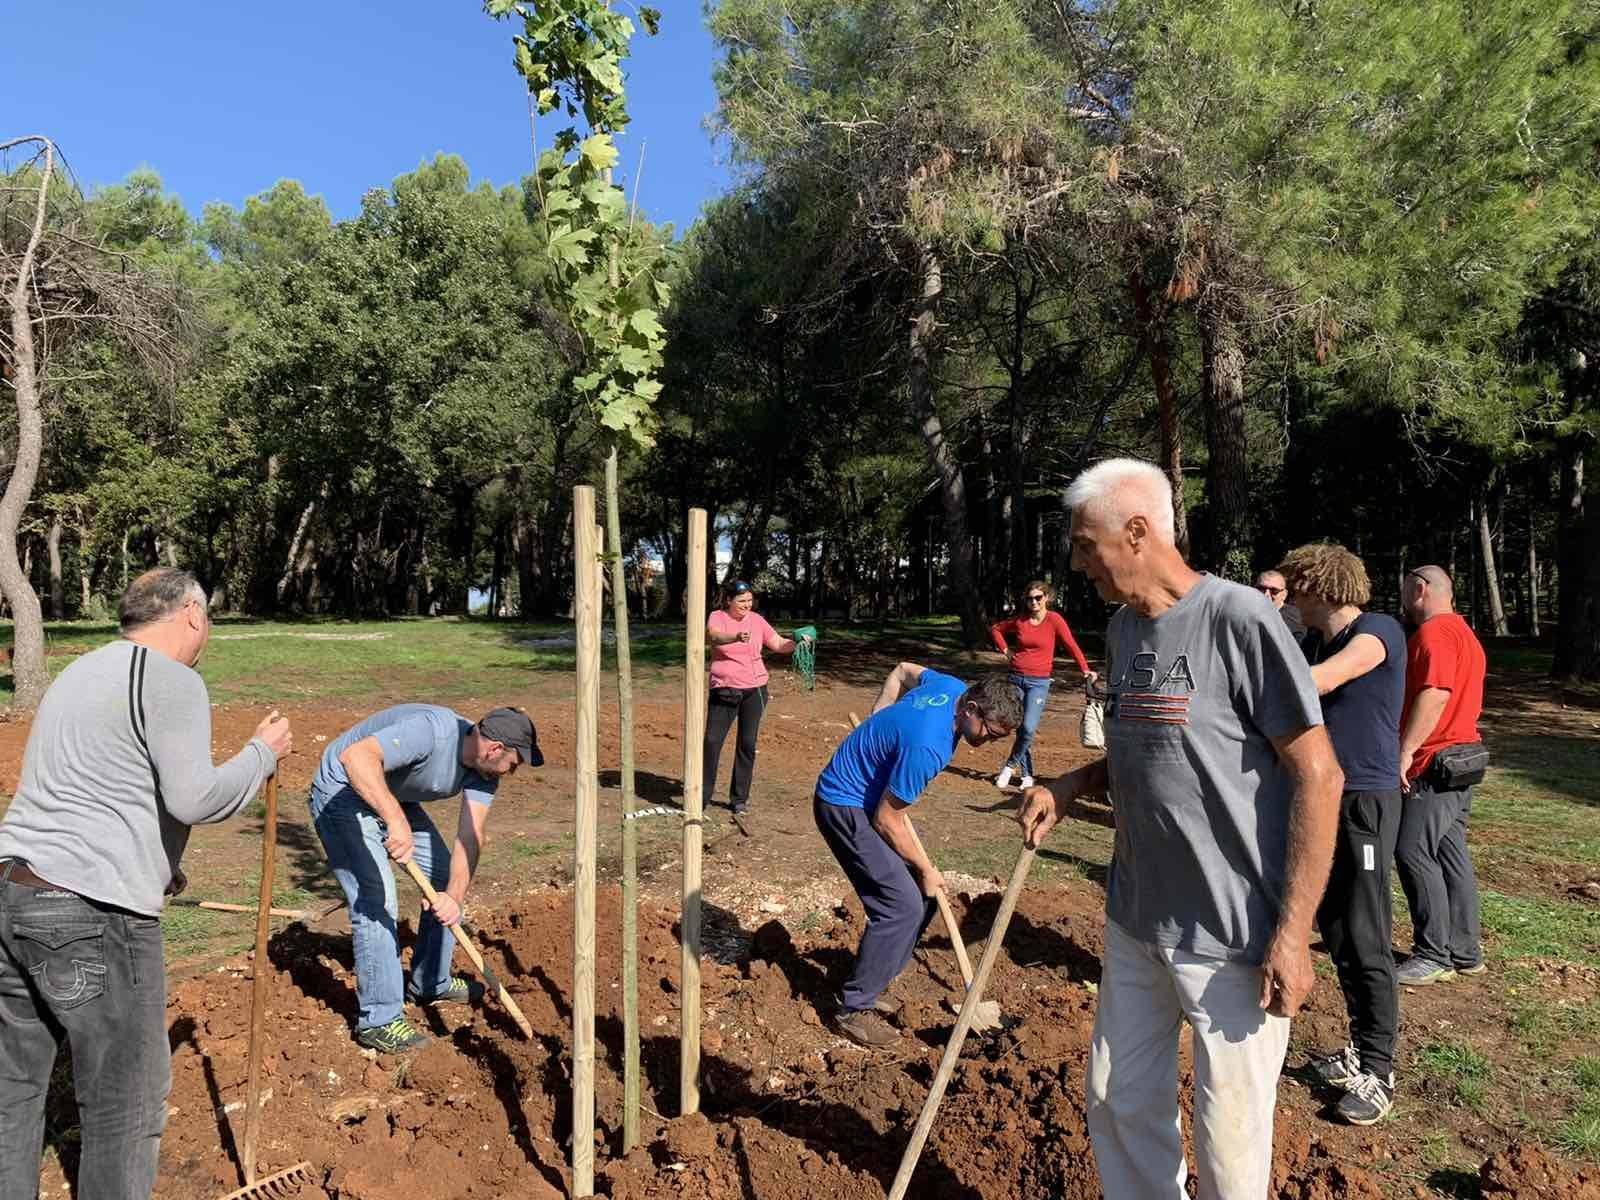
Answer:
[
  {"left": 1255, "top": 585, "right": 1285, "bottom": 597},
  {"left": 1025, "top": 593, "right": 1046, "bottom": 602},
  {"left": 731, "top": 581, "right": 753, "bottom": 594}
]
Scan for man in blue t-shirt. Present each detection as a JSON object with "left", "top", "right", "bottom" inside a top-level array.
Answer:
[
  {"left": 310, "top": 704, "right": 543, "bottom": 1052},
  {"left": 814, "top": 664, "right": 1022, "bottom": 1048},
  {"left": 1280, "top": 544, "right": 1408, "bottom": 1127}
]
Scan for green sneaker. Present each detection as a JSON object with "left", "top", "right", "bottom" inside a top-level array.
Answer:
[
  {"left": 356, "top": 1017, "right": 429, "bottom": 1053},
  {"left": 406, "top": 976, "right": 485, "bottom": 1007}
]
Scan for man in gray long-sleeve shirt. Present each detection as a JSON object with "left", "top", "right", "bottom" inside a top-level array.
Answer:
[{"left": 0, "top": 567, "right": 292, "bottom": 1200}]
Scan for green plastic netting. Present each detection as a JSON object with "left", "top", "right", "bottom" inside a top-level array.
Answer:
[{"left": 791, "top": 625, "right": 818, "bottom": 690}]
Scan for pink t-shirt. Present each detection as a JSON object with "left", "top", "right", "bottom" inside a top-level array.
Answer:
[{"left": 707, "top": 610, "right": 779, "bottom": 690}]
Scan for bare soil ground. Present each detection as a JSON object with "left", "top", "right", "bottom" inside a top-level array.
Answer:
[{"left": 6, "top": 631, "right": 1599, "bottom": 1197}]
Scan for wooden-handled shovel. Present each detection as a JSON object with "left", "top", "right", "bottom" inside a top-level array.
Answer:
[
  {"left": 400, "top": 858, "right": 533, "bottom": 1039},
  {"left": 886, "top": 843, "right": 1037, "bottom": 1200}
]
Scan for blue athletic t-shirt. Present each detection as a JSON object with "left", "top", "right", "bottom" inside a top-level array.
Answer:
[
  {"left": 310, "top": 703, "right": 499, "bottom": 809},
  {"left": 1303, "top": 612, "right": 1406, "bottom": 792},
  {"left": 815, "top": 669, "right": 968, "bottom": 814}
]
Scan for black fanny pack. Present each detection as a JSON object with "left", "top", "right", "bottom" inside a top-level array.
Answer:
[{"left": 1430, "top": 742, "right": 1489, "bottom": 790}]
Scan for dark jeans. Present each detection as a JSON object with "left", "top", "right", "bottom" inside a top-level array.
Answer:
[
  {"left": 703, "top": 685, "right": 768, "bottom": 807},
  {"left": 1316, "top": 790, "right": 1401, "bottom": 1077},
  {"left": 813, "top": 796, "right": 936, "bottom": 1012},
  {"left": 1004, "top": 673, "right": 1052, "bottom": 777},
  {"left": 1396, "top": 777, "right": 1482, "bottom": 969},
  {"left": 0, "top": 870, "right": 169, "bottom": 1200}
]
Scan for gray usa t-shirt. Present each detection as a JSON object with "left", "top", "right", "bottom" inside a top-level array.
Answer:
[{"left": 1103, "top": 574, "right": 1322, "bottom": 962}]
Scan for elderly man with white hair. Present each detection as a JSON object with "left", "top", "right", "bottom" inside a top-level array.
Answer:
[{"left": 1018, "top": 458, "right": 1343, "bottom": 1198}]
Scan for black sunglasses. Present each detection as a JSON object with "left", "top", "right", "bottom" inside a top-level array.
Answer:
[
  {"left": 1025, "top": 593, "right": 1046, "bottom": 602},
  {"left": 731, "top": 581, "right": 753, "bottom": 594}
]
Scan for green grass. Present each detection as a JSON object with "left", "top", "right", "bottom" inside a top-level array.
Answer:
[
  {"left": 159, "top": 904, "right": 216, "bottom": 951},
  {"left": 1509, "top": 997, "right": 1600, "bottom": 1059},
  {"left": 1416, "top": 1039, "right": 1494, "bottom": 1111},
  {"left": 0, "top": 612, "right": 985, "bottom": 707},
  {"left": 497, "top": 835, "right": 566, "bottom": 867},
  {"left": 1479, "top": 890, "right": 1600, "bottom": 966}
]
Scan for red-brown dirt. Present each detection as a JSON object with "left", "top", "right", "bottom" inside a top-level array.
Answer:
[{"left": 26, "top": 877, "right": 1572, "bottom": 1200}]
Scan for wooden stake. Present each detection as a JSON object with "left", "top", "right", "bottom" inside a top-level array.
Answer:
[
  {"left": 240, "top": 773, "right": 278, "bottom": 1185},
  {"left": 680, "top": 506, "right": 707, "bottom": 1116},
  {"left": 572, "top": 485, "right": 600, "bottom": 1197},
  {"left": 886, "top": 845, "right": 1037, "bottom": 1200},
  {"left": 605, "top": 450, "right": 643, "bottom": 1152}
]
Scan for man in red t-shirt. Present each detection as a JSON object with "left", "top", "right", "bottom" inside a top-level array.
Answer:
[{"left": 1394, "top": 565, "right": 1487, "bottom": 987}]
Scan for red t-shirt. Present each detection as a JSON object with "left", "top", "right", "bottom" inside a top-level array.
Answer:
[
  {"left": 989, "top": 610, "right": 1090, "bottom": 678},
  {"left": 1402, "top": 612, "right": 1486, "bottom": 780}
]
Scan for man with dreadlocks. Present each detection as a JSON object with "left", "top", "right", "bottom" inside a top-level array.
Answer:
[{"left": 1280, "top": 543, "right": 1407, "bottom": 1126}]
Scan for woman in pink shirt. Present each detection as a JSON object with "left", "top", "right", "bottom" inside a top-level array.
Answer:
[
  {"left": 988, "top": 579, "right": 1097, "bottom": 790},
  {"left": 704, "top": 580, "right": 801, "bottom": 815}
]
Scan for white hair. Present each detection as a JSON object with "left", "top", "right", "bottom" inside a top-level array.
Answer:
[{"left": 1063, "top": 458, "right": 1176, "bottom": 544}]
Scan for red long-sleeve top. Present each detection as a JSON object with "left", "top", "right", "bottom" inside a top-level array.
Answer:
[{"left": 990, "top": 610, "right": 1090, "bottom": 678}]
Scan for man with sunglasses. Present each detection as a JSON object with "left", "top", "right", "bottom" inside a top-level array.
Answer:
[
  {"left": 1256, "top": 569, "right": 1306, "bottom": 644},
  {"left": 814, "top": 664, "right": 1022, "bottom": 1048}
]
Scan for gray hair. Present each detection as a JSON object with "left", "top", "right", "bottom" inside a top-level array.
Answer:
[
  {"left": 119, "top": 567, "right": 206, "bottom": 632},
  {"left": 1063, "top": 458, "right": 1176, "bottom": 544},
  {"left": 962, "top": 673, "right": 1025, "bottom": 731}
]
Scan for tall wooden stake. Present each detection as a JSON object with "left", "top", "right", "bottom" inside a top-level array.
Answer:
[
  {"left": 680, "top": 507, "right": 707, "bottom": 1115},
  {"left": 572, "top": 486, "right": 600, "bottom": 1197},
  {"left": 604, "top": 450, "right": 644, "bottom": 1151}
]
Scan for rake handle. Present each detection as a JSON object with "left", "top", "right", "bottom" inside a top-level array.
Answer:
[
  {"left": 241, "top": 773, "right": 278, "bottom": 1185},
  {"left": 887, "top": 843, "right": 1036, "bottom": 1200},
  {"left": 400, "top": 858, "right": 533, "bottom": 1039}
]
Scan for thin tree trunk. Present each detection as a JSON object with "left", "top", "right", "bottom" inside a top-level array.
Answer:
[
  {"left": 1201, "top": 312, "right": 1249, "bottom": 578},
  {"left": 908, "top": 247, "right": 984, "bottom": 642},
  {"left": 1129, "top": 273, "right": 1188, "bottom": 555},
  {"left": 1477, "top": 481, "right": 1509, "bottom": 636},
  {"left": 0, "top": 138, "right": 55, "bottom": 708},
  {"left": 1527, "top": 477, "right": 1541, "bottom": 638},
  {"left": 1553, "top": 440, "right": 1598, "bottom": 678},
  {"left": 277, "top": 491, "right": 322, "bottom": 608},
  {"left": 47, "top": 517, "right": 64, "bottom": 620}
]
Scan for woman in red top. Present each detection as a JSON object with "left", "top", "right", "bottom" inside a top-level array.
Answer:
[{"left": 988, "top": 580, "right": 1097, "bottom": 789}]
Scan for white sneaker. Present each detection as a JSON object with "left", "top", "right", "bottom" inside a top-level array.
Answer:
[
  {"left": 996, "top": 767, "right": 1014, "bottom": 789},
  {"left": 1020, "top": 775, "right": 1035, "bottom": 790}
]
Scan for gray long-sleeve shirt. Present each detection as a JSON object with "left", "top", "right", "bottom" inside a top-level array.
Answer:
[{"left": 0, "top": 639, "right": 277, "bottom": 916}]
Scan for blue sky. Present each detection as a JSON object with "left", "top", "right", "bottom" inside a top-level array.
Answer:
[{"left": 1, "top": 1, "right": 733, "bottom": 236}]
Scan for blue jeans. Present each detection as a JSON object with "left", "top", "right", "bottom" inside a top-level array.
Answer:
[
  {"left": 0, "top": 869, "right": 169, "bottom": 1200},
  {"left": 1004, "top": 673, "right": 1053, "bottom": 776},
  {"left": 311, "top": 788, "right": 455, "bottom": 1031}
]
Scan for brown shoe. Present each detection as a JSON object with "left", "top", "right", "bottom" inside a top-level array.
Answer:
[
  {"left": 833, "top": 1008, "right": 900, "bottom": 1048},
  {"left": 873, "top": 994, "right": 904, "bottom": 1020}
]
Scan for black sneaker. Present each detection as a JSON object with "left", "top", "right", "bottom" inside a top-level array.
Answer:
[
  {"left": 1334, "top": 1070, "right": 1394, "bottom": 1125},
  {"left": 1307, "top": 1043, "right": 1362, "bottom": 1088},
  {"left": 356, "top": 1017, "right": 429, "bottom": 1053},
  {"left": 406, "top": 976, "right": 485, "bottom": 1006}
]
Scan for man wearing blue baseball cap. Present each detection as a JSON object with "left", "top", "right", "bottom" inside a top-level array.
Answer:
[{"left": 310, "top": 704, "right": 541, "bottom": 1052}]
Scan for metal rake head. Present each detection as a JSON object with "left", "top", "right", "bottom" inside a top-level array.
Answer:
[{"left": 216, "top": 1160, "right": 316, "bottom": 1200}]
